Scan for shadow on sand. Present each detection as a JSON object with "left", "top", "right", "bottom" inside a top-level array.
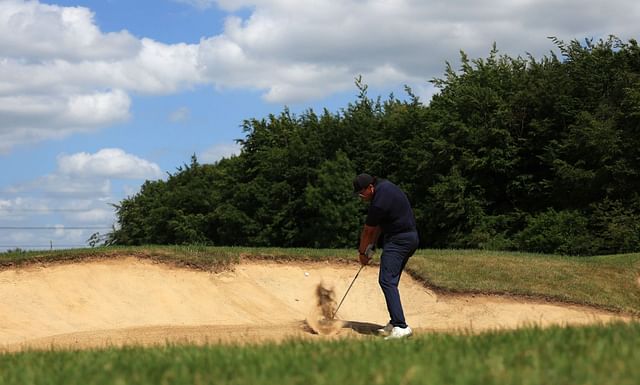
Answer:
[
  {"left": 302, "top": 319, "right": 383, "bottom": 336},
  {"left": 342, "top": 320, "right": 384, "bottom": 335}
]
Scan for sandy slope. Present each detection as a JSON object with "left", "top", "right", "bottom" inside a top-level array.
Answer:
[{"left": 0, "top": 257, "right": 627, "bottom": 351}]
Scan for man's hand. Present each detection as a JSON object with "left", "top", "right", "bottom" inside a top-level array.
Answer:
[{"left": 357, "top": 225, "right": 380, "bottom": 266}]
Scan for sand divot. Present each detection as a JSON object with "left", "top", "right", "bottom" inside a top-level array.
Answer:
[{"left": 305, "top": 282, "right": 344, "bottom": 335}]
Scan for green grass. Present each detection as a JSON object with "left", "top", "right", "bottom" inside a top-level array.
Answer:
[
  {"left": 1, "top": 322, "right": 639, "bottom": 385},
  {"left": 0, "top": 245, "right": 354, "bottom": 271},
  {"left": 408, "top": 249, "right": 640, "bottom": 315}
]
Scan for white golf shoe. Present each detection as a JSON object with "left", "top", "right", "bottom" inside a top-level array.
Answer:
[
  {"left": 384, "top": 326, "right": 413, "bottom": 340},
  {"left": 377, "top": 322, "right": 393, "bottom": 335}
]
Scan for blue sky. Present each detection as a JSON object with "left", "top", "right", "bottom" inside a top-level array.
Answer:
[{"left": 1, "top": 0, "right": 638, "bottom": 251}]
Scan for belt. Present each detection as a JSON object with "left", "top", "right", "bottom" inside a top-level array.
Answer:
[{"left": 386, "top": 227, "right": 416, "bottom": 236}]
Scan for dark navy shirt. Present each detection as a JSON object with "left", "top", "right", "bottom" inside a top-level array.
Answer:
[{"left": 365, "top": 179, "right": 416, "bottom": 235}]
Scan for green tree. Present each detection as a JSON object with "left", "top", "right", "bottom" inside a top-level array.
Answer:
[
  {"left": 110, "top": 37, "right": 640, "bottom": 255},
  {"left": 302, "top": 151, "right": 361, "bottom": 247}
]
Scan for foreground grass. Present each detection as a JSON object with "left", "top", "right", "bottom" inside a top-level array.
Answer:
[{"left": 1, "top": 322, "right": 638, "bottom": 385}]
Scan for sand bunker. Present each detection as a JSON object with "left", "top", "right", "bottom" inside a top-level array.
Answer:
[{"left": 0, "top": 257, "right": 628, "bottom": 351}]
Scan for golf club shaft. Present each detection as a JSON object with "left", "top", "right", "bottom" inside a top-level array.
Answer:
[{"left": 332, "top": 264, "right": 365, "bottom": 319}]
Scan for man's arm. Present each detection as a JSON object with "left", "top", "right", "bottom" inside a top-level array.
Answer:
[{"left": 358, "top": 224, "right": 381, "bottom": 265}]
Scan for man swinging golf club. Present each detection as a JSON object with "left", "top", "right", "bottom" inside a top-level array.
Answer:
[{"left": 353, "top": 173, "right": 419, "bottom": 339}]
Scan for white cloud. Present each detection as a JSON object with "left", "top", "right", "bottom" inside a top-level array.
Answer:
[
  {"left": 1, "top": 0, "right": 639, "bottom": 153},
  {"left": 193, "top": 0, "right": 640, "bottom": 103},
  {"left": 0, "top": 197, "right": 115, "bottom": 224},
  {"left": 65, "top": 207, "right": 115, "bottom": 224},
  {"left": 8, "top": 148, "right": 161, "bottom": 197},
  {"left": 169, "top": 107, "right": 191, "bottom": 123},
  {"left": 0, "top": 89, "right": 131, "bottom": 155},
  {"left": 0, "top": 148, "right": 162, "bottom": 250},
  {"left": 64, "top": 90, "right": 131, "bottom": 125},
  {"left": 51, "top": 226, "right": 87, "bottom": 245},
  {"left": 173, "top": 0, "right": 218, "bottom": 10},
  {"left": 0, "top": 0, "right": 140, "bottom": 61},
  {"left": 0, "top": 1, "right": 200, "bottom": 153},
  {"left": 201, "top": 142, "right": 241, "bottom": 163},
  {"left": 25, "top": 175, "right": 112, "bottom": 197},
  {"left": 57, "top": 148, "right": 162, "bottom": 179},
  {"left": 0, "top": 198, "right": 27, "bottom": 222},
  {"left": 0, "top": 195, "right": 116, "bottom": 250},
  {"left": 128, "top": 39, "right": 202, "bottom": 93}
]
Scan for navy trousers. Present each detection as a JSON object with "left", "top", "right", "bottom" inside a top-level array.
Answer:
[{"left": 378, "top": 231, "right": 419, "bottom": 328}]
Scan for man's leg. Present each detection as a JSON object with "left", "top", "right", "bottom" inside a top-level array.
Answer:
[{"left": 378, "top": 232, "right": 418, "bottom": 328}]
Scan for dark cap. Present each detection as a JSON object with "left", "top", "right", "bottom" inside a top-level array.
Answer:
[{"left": 353, "top": 173, "right": 374, "bottom": 193}]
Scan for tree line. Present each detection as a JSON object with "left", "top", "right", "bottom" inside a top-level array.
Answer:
[{"left": 108, "top": 36, "right": 640, "bottom": 255}]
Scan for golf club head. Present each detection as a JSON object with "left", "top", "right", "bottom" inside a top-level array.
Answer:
[{"left": 365, "top": 243, "right": 375, "bottom": 258}]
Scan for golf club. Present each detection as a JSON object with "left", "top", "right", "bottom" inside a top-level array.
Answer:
[{"left": 331, "top": 244, "right": 374, "bottom": 319}]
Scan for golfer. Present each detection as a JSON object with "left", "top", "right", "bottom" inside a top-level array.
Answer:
[{"left": 353, "top": 173, "right": 419, "bottom": 339}]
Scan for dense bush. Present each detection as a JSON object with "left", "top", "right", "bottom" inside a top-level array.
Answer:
[
  {"left": 109, "top": 37, "right": 640, "bottom": 255},
  {"left": 515, "top": 209, "right": 593, "bottom": 255}
]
